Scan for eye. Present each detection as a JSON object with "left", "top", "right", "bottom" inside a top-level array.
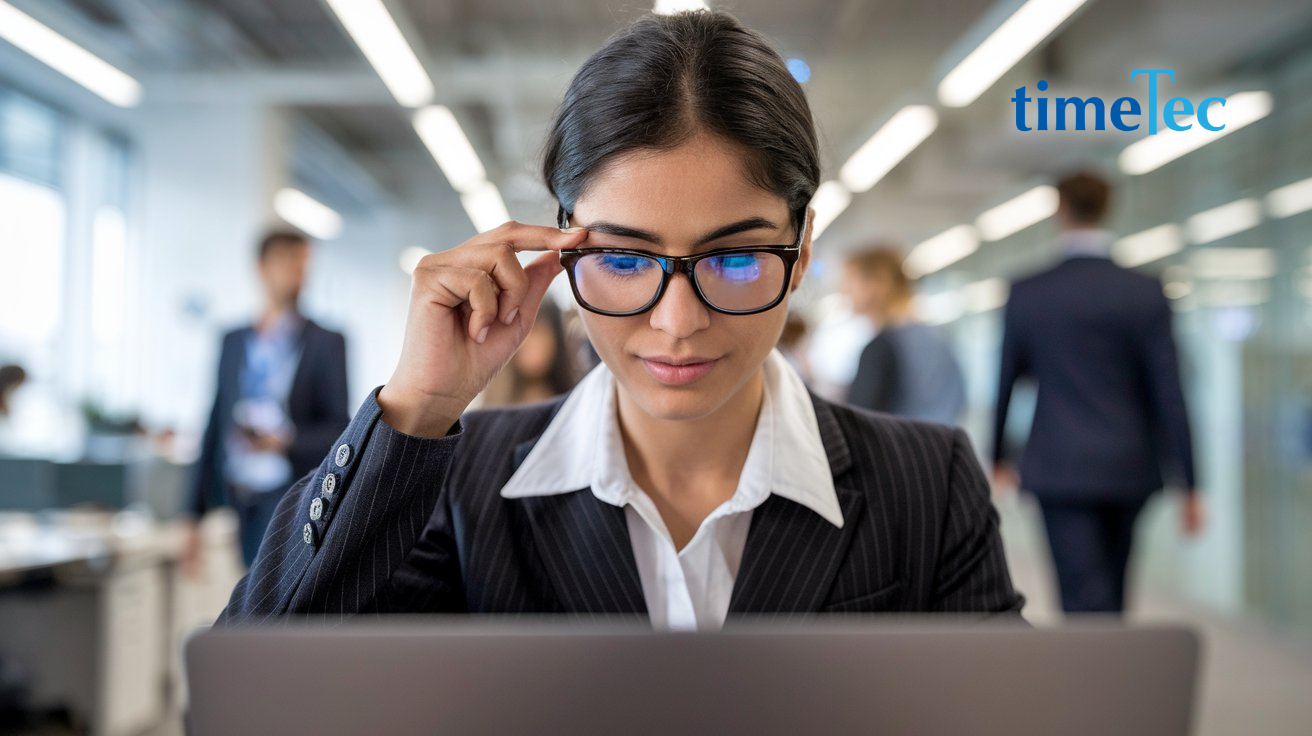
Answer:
[{"left": 596, "top": 253, "right": 656, "bottom": 276}]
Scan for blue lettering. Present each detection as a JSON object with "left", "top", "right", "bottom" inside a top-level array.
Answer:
[
  {"left": 1111, "top": 97, "right": 1140, "bottom": 131},
  {"left": 1056, "top": 97, "right": 1106, "bottom": 131},
  {"left": 1013, "top": 72, "right": 1225, "bottom": 136},
  {"left": 1130, "top": 69, "right": 1175, "bottom": 135},
  {"left": 1011, "top": 86, "right": 1032, "bottom": 131},
  {"left": 1037, "top": 80, "right": 1049, "bottom": 130},
  {"left": 1164, "top": 97, "right": 1193, "bottom": 131},
  {"left": 1198, "top": 97, "right": 1225, "bottom": 131}
]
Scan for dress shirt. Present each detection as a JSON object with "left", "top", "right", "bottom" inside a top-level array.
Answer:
[{"left": 500, "top": 349, "right": 842, "bottom": 630}]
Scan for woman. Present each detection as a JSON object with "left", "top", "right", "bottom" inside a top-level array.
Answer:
[
  {"left": 842, "top": 247, "right": 967, "bottom": 425},
  {"left": 220, "top": 11, "right": 1023, "bottom": 626}
]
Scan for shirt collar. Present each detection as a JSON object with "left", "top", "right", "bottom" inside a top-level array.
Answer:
[
  {"left": 1060, "top": 228, "right": 1113, "bottom": 258},
  {"left": 499, "top": 349, "right": 843, "bottom": 529}
]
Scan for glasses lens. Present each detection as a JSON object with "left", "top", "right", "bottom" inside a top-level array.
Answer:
[
  {"left": 694, "top": 251, "right": 787, "bottom": 312},
  {"left": 572, "top": 252, "right": 664, "bottom": 314}
]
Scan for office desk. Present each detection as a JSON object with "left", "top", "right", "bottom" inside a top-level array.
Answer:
[{"left": 0, "top": 511, "right": 182, "bottom": 735}]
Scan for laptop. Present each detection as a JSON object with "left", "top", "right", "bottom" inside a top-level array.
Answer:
[{"left": 186, "top": 620, "right": 1199, "bottom": 735}]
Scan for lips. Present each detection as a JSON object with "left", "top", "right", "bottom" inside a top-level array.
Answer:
[{"left": 639, "top": 355, "right": 720, "bottom": 386}]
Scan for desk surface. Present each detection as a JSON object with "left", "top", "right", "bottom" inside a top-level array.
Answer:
[{"left": 0, "top": 511, "right": 183, "bottom": 581}]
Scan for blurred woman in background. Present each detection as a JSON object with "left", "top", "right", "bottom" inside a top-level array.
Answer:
[{"left": 842, "top": 247, "right": 966, "bottom": 425}]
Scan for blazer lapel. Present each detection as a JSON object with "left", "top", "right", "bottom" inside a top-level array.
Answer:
[
  {"left": 728, "top": 396, "right": 862, "bottom": 616},
  {"left": 517, "top": 491, "right": 649, "bottom": 617}
]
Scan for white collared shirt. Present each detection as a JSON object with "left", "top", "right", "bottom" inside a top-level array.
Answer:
[{"left": 500, "top": 349, "right": 842, "bottom": 630}]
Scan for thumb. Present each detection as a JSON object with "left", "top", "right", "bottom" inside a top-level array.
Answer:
[{"left": 519, "top": 251, "right": 565, "bottom": 321}]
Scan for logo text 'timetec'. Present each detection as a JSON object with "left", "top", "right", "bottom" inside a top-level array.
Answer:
[{"left": 1011, "top": 70, "right": 1226, "bottom": 133}]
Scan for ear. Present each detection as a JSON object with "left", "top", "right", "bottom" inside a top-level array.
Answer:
[{"left": 789, "top": 205, "right": 815, "bottom": 293}]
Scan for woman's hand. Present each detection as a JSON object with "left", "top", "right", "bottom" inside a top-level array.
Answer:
[{"left": 377, "top": 222, "right": 588, "bottom": 437}]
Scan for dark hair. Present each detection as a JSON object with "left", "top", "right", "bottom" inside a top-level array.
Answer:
[
  {"left": 1056, "top": 171, "right": 1112, "bottom": 225},
  {"left": 542, "top": 11, "right": 819, "bottom": 234},
  {"left": 845, "top": 246, "right": 913, "bottom": 299},
  {"left": 258, "top": 229, "right": 310, "bottom": 261}
]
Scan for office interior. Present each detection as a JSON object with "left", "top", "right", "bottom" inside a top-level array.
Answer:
[{"left": 0, "top": 0, "right": 1310, "bottom": 733}]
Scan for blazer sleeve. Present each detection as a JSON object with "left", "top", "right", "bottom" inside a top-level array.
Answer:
[
  {"left": 190, "top": 333, "right": 232, "bottom": 519},
  {"left": 287, "top": 330, "right": 351, "bottom": 473},
  {"left": 847, "top": 335, "right": 898, "bottom": 413},
  {"left": 991, "top": 288, "right": 1026, "bottom": 465},
  {"left": 216, "top": 388, "right": 465, "bottom": 624},
  {"left": 931, "top": 428, "right": 1026, "bottom": 616},
  {"left": 1140, "top": 294, "right": 1197, "bottom": 490}
]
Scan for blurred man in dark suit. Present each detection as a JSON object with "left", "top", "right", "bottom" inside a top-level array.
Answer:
[
  {"left": 991, "top": 172, "right": 1202, "bottom": 614},
  {"left": 185, "top": 230, "right": 349, "bottom": 571}
]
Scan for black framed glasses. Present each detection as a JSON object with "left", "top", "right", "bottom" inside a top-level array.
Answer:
[{"left": 558, "top": 209, "right": 808, "bottom": 317}]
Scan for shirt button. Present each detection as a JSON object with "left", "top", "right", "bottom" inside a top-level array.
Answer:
[
  {"left": 309, "top": 497, "right": 324, "bottom": 521},
  {"left": 334, "top": 443, "right": 352, "bottom": 467},
  {"left": 321, "top": 473, "right": 338, "bottom": 496},
  {"left": 302, "top": 522, "right": 317, "bottom": 547}
]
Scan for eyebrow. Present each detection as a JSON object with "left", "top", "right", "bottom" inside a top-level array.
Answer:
[{"left": 581, "top": 217, "right": 784, "bottom": 247}]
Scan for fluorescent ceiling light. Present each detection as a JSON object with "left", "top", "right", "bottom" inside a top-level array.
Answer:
[
  {"left": 1185, "top": 198, "right": 1262, "bottom": 245},
  {"left": 399, "top": 246, "right": 432, "bottom": 275},
  {"left": 839, "top": 105, "right": 938, "bottom": 193},
  {"left": 904, "top": 224, "right": 979, "bottom": 278},
  {"left": 414, "top": 105, "right": 488, "bottom": 194},
  {"left": 810, "top": 180, "right": 852, "bottom": 241},
  {"left": 1112, "top": 224, "right": 1182, "bottom": 268},
  {"left": 1266, "top": 176, "right": 1312, "bottom": 219},
  {"left": 461, "top": 181, "right": 511, "bottom": 234},
  {"left": 1189, "top": 248, "right": 1275, "bottom": 281},
  {"left": 937, "top": 0, "right": 1089, "bottom": 108},
  {"left": 654, "top": 0, "right": 708, "bottom": 14},
  {"left": 0, "top": 1, "right": 141, "bottom": 107},
  {"left": 323, "top": 0, "right": 433, "bottom": 107},
  {"left": 961, "top": 277, "right": 1009, "bottom": 313},
  {"left": 975, "top": 185, "right": 1058, "bottom": 241},
  {"left": 1118, "top": 91, "right": 1272, "bottom": 175},
  {"left": 273, "top": 188, "right": 342, "bottom": 240}
]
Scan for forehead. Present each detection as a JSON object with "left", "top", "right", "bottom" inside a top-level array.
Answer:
[{"left": 573, "top": 135, "right": 790, "bottom": 237}]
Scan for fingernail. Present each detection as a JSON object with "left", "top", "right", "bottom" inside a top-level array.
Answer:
[
  {"left": 504, "top": 308, "right": 519, "bottom": 325},
  {"left": 561, "top": 226, "right": 585, "bottom": 234},
  {"left": 476, "top": 326, "right": 489, "bottom": 344}
]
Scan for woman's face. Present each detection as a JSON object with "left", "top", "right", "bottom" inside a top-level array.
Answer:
[{"left": 570, "top": 133, "right": 813, "bottom": 422}]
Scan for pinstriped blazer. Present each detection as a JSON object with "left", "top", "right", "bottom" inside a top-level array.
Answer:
[{"left": 217, "top": 387, "right": 1025, "bottom": 624}]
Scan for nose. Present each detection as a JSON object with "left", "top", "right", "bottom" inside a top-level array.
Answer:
[{"left": 648, "top": 272, "right": 711, "bottom": 339}]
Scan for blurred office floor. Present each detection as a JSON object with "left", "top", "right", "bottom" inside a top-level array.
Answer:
[{"left": 999, "top": 497, "right": 1312, "bottom": 736}]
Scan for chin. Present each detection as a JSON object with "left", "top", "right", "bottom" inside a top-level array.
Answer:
[
  {"left": 631, "top": 388, "right": 723, "bottom": 422},
  {"left": 617, "top": 365, "right": 742, "bottom": 423}
]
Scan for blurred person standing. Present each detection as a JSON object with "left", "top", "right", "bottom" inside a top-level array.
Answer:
[
  {"left": 842, "top": 247, "right": 966, "bottom": 425},
  {"left": 478, "top": 299, "right": 580, "bottom": 407},
  {"left": 186, "top": 230, "right": 349, "bottom": 570},
  {"left": 0, "top": 364, "right": 25, "bottom": 418},
  {"left": 0, "top": 363, "right": 26, "bottom": 456},
  {"left": 991, "top": 171, "right": 1201, "bottom": 615}
]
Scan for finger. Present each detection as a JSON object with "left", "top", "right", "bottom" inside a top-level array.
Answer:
[
  {"left": 482, "top": 221, "right": 589, "bottom": 253},
  {"left": 514, "top": 251, "right": 565, "bottom": 325},
  {"left": 421, "top": 266, "right": 501, "bottom": 342},
  {"left": 486, "top": 245, "right": 531, "bottom": 325}
]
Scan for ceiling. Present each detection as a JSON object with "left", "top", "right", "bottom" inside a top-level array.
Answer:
[{"left": 25, "top": 0, "right": 1312, "bottom": 260}]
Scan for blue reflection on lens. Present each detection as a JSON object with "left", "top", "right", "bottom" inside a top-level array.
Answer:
[
  {"left": 596, "top": 253, "right": 656, "bottom": 277},
  {"left": 705, "top": 254, "right": 761, "bottom": 283}
]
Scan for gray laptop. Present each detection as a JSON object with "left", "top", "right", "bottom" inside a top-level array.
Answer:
[{"left": 186, "top": 621, "right": 1199, "bottom": 735}]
